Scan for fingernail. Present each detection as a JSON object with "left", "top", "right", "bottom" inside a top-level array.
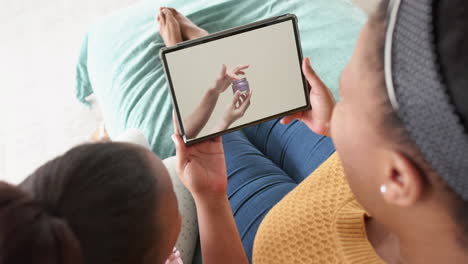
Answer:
[{"left": 171, "top": 135, "right": 177, "bottom": 145}]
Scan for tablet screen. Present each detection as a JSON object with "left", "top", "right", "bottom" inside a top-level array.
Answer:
[{"left": 163, "top": 17, "right": 308, "bottom": 144}]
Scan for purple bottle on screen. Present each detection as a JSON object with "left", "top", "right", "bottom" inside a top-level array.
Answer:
[{"left": 231, "top": 78, "right": 250, "bottom": 94}]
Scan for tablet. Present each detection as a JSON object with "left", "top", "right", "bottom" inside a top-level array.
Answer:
[{"left": 161, "top": 14, "right": 309, "bottom": 145}]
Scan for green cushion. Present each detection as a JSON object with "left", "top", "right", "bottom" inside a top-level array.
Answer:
[{"left": 75, "top": 0, "right": 365, "bottom": 160}]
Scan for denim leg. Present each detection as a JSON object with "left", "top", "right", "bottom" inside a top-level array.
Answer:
[{"left": 243, "top": 119, "right": 335, "bottom": 183}]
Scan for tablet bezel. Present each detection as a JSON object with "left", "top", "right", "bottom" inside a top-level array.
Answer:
[{"left": 160, "top": 14, "right": 310, "bottom": 145}]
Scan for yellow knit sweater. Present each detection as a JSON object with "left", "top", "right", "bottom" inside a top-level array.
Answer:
[{"left": 253, "top": 153, "right": 385, "bottom": 264}]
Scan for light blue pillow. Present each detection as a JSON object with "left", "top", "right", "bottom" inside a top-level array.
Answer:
[{"left": 75, "top": 0, "right": 366, "bottom": 159}]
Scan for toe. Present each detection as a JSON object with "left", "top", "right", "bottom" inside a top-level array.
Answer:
[
  {"left": 162, "top": 8, "right": 172, "bottom": 19},
  {"left": 164, "top": 9, "right": 177, "bottom": 24},
  {"left": 160, "top": 12, "right": 166, "bottom": 26},
  {"left": 167, "top": 7, "right": 178, "bottom": 15}
]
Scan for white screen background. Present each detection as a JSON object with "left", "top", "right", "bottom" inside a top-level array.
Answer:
[{"left": 166, "top": 20, "right": 307, "bottom": 140}]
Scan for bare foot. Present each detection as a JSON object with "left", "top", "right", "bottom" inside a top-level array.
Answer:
[
  {"left": 157, "top": 8, "right": 183, "bottom": 46},
  {"left": 162, "top": 7, "right": 209, "bottom": 40},
  {"left": 90, "top": 123, "right": 111, "bottom": 142}
]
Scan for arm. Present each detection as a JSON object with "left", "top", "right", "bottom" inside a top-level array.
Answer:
[
  {"left": 193, "top": 194, "right": 247, "bottom": 264},
  {"left": 171, "top": 114, "right": 248, "bottom": 264},
  {"left": 183, "top": 87, "right": 221, "bottom": 139}
]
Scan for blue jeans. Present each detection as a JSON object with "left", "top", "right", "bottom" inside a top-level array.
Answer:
[{"left": 222, "top": 118, "right": 335, "bottom": 261}]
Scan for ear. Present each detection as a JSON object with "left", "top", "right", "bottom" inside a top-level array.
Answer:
[{"left": 380, "top": 152, "right": 424, "bottom": 207}]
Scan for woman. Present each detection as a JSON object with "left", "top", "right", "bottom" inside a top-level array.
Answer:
[
  {"left": 162, "top": 0, "right": 468, "bottom": 263},
  {"left": 252, "top": 0, "right": 468, "bottom": 262}
]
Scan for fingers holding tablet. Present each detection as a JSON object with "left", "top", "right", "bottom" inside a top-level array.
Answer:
[{"left": 280, "top": 57, "right": 335, "bottom": 136}]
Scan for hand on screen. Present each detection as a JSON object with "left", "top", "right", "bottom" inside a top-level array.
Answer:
[
  {"left": 171, "top": 112, "right": 228, "bottom": 198},
  {"left": 226, "top": 64, "right": 249, "bottom": 80},
  {"left": 221, "top": 90, "right": 252, "bottom": 129},
  {"left": 281, "top": 57, "right": 335, "bottom": 136},
  {"left": 212, "top": 64, "right": 249, "bottom": 93}
]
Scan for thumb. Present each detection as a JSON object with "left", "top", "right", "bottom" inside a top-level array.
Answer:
[
  {"left": 171, "top": 134, "right": 188, "bottom": 173},
  {"left": 302, "top": 57, "right": 329, "bottom": 97},
  {"left": 171, "top": 134, "right": 187, "bottom": 154},
  {"left": 280, "top": 112, "right": 303, "bottom": 125}
]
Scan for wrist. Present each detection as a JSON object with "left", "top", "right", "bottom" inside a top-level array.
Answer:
[
  {"left": 219, "top": 118, "right": 231, "bottom": 130},
  {"left": 212, "top": 78, "right": 230, "bottom": 94},
  {"left": 208, "top": 86, "right": 221, "bottom": 96},
  {"left": 193, "top": 192, "right": 229, "bottom": 208}
]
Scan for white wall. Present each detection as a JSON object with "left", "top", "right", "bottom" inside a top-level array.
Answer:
[{"left": 0, "top": 0, "right": 140, "bottom": 184}]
